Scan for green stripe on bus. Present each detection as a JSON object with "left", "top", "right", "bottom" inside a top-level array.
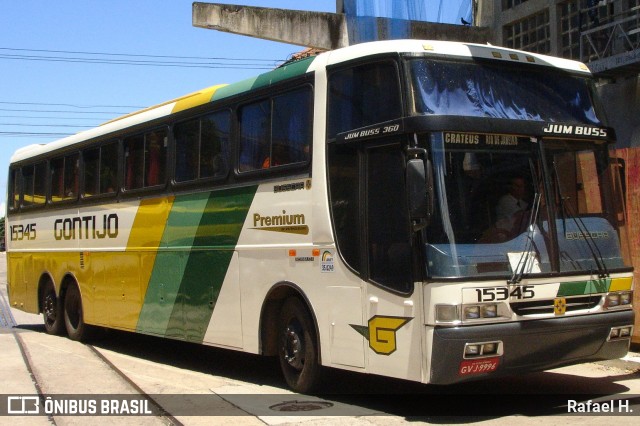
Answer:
[
  {"left": 158, "top": 186, "right": 257, "bottom": 341},
  {"left": 212, "top": 57, "right": 315, "bottom": 102},
  {"left": 557, "top": 278, "right": 610, "bottom": 296},
  {"left": 136, "top": 192, "right": 210, "bottom": 335}
]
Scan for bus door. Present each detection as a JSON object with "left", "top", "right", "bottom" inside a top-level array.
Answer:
[
  {"left": 361, "top": 143, "right": 422, "bottom": 380},
  {"left": 328, "top": 139, "right": 421, "bottom": 377}
]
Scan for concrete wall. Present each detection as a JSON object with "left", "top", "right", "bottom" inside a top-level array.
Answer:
[
  {"left": 192, "top": 2, "right": 491, "bottom": 50},
  {"left": 599, "top": 77, "right": 640, "bottom": 148}
]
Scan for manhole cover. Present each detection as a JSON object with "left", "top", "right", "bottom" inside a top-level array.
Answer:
[{"left": 269, "top": 400, "right": 334, "bottom": 412}]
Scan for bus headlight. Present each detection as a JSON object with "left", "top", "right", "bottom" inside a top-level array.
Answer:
[
  {"left": 481, "top": 304, "right": 498, "bottom": 318},
  {"left": 607, "top": 293, "right": 620, "bottom": 307},
  {"left": 436, "top": 303, "right": 507, "bottom": 324},
  {"left": 463, "top": 303, "right": 499, "bottom": 320},
  {"left": 464, "top": 306, "right": 480, "bottom": 319},
  {"left": 605, "top": 291, "right": 633, "bottom": 309},
  {"left": 435, "top": 305, "right": 459, "bottom": 323}
]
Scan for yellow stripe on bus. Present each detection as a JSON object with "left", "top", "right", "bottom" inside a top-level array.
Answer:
[
  {"left": 171, "top": 84, "right": 227, "bottom": 114},
  {"left": 609, "top": 277, "right": 633, "bottom": 291},
  {"left": 106, "top": 196, "right": 175, "bottom": 330}
]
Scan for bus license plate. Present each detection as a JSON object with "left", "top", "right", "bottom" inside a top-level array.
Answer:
[{"left": 459, "top": 357, "right": 500, "bottom": 376}]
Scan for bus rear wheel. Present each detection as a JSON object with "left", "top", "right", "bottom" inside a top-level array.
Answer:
[
  {"left": 41, "top": 281, "right": 64, "bottom": 335},
  {"left": 63, "top": 283, "right": 89, "bottom": 341},
  {"left": 278, "top": 297, "right": 321, "bottom": 393}
]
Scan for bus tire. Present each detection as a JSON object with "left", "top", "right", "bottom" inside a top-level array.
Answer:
[
  {"left": 63, "top": 283, "right": 90, "bottom": 342},
  {"left": 41, "top": 281, "right": 64, "bottom": 335},
  {"left": 278, "top": 297, "right": 321, "bottom": 393}
]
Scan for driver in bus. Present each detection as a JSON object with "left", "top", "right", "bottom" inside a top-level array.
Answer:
[{"left": 495, "top": 176, "right": 528, "bottom": 235}]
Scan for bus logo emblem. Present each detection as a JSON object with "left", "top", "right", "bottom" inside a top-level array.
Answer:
[
  {"left": 351, "top": 316, "right": 412, "bottom": 355},
  {"left": 554, "top": 298, "right": 567, "bottom": 315}
]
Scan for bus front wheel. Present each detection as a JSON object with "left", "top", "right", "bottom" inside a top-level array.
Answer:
[
  {"left": 278, "top": 297, "right": 321, "bottom": 393},
  {"left": 41, "top": 281, "right": 64, "bottom": 335},
  {"left": 63, "top": 283, "right": 89, "bottom": 341}
]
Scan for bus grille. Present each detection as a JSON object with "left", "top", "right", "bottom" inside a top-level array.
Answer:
[{"left": 511, "top": 295, "right": 602, "bottom": 316}]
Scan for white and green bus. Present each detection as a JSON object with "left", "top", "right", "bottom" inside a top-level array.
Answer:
[{"left": 6, "top": 39, "right": 635, "bottom": 392}]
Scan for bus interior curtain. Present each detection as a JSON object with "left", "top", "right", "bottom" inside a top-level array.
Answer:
[{"left": 410, "top": 60, "right": 601, "bottom": 124}]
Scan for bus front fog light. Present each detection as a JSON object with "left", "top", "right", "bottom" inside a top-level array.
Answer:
[
  {"left": 464, "top": 344, "right": 480, "bottom": 357},
  {"left": 464, "top": 306, "right": 480, "bottom": 319},
  {"left": 610, "top": 328, "right": 620, "bottom": 339},
  {"left": 482, "top": 342, "right": 498, "bottom": 355},
  {"left": 436, "top": 305, "right": 459, "bottom": 322},
  {"left": 620, "top": 327, "right": 631, "bottom": 337},
  {"left": 481, "top": 304, "right": 497, "bottom": 318}
]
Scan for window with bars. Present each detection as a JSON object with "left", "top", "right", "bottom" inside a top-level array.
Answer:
[
  {"left": 560, "top": 0, "right": 583, "bottom": 60},
  {"left": 502, "top": 0, "right": 530, "bottom": 10},
  {"left": 560, "top": 0, "right": 638, "bottom": 61},
  {"left": 503, "top": 9, "right": 551, "bottom": 54}
]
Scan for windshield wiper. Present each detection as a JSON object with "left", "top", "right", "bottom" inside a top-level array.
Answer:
[
  {"left": 509, "top": 192, "right": 541, "bottom": 285},
  {"left": 509, "top": 157, "right": 543, "bottom": 285},
  {"left": 552, "top": 162, "right": 609, "bottom": 278}
]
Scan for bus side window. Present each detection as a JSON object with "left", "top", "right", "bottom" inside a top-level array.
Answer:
[
  {"left": 271, "top": 88, "right": 312, "bottom": 167},
  {"left": 174, "top": 119, "right": 199, "bottom": 182},
  {"left": 9, "top": 168, "right": 20, "bottom": 210},
  {"left": 23, "top": 162, "right": 47, "bottom": 207},
  {"left": 22, "top": 165, "right": 35, "bottom": 207},
  {"left": 83, "top": 142, "right": 118, "bottom": 196},
  {"left": 51, "top": 154, "right": 79, "bottom": 202},
  {"left": 238, "top": 89, "right": 311, "bottom": 173},
  {"left": 84, "top": 147, "right": 100, "bottom": 196},
  {"left": 239, "top": 100, "right": 270, "bottom": 172},
  {"left": 125, "top": 135, "right": 144, "bottom": 190},
  {"left": 201, "top": 110, "right": 230, "bottom": 178},
  {"left": 100, "top": 142, "right": 118, "bottom": 193},
  {"left": 145, "top": 130, "right": 167, "bottom": 187},
  {"left": 367, "top": 144, "right": 412, "bottom": 292},
  {"left": 125, "top": 130, "right": 166, "bottom": 190},
  {"left": 33, "top": 162, "right": 47, "bottom": 206},
  {"left": 67, "top": 155, "right": 79, "bottom": 199},
  {"left": 175, "top": 111, "right": 231, "bottom": 182},
  {"left": 328, "top": 61, "right": 401, "bottom": 138}
]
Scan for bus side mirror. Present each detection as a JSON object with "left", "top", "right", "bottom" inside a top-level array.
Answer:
[{"left": 406, "top": 157, "right": 433, "bottom": 231}]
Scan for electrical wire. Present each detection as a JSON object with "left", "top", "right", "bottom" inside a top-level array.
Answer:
[
  {"left": 0, "top": 47, "right": 280, "bottom": 62},
  {"left": 0, "top": 47, "right": 280, "bottom": 70},
  {"left": 0, "top": 101, "right": 145, "bottom": 109},
  {"left": 0, "top": 48, "right": 292, "bottom": 140}
]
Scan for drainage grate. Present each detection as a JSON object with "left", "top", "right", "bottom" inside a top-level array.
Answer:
[{"left": 269, "top": 400, "right": 334, "bottom": 412}]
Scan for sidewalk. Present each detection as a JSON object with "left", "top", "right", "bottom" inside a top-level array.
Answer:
[{"left": 598, "top": 342, "right": 640, "bottom": 371}]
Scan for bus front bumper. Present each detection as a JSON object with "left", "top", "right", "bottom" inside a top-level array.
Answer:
[{"left": 429, "top": 310, "right": 634, "bottom": 385}]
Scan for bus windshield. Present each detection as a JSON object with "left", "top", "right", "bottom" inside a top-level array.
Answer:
[
  {"left": 409, "top": 58, "right": 602, "bottom": 125},
  {"left": 425, "top": 134, "right": 630, "bottom": 279}
]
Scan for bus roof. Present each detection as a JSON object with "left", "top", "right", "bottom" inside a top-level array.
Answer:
[{"left": 10, "top": 39, "right": 591, "bottom": 164}]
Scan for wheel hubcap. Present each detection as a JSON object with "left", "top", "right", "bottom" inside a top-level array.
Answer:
[
  {"left": 44, "top": 294, "right": 56, "bottom": 323},
  {"left": 283, "top": 324, "right": 304, "bottom": 370}
]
